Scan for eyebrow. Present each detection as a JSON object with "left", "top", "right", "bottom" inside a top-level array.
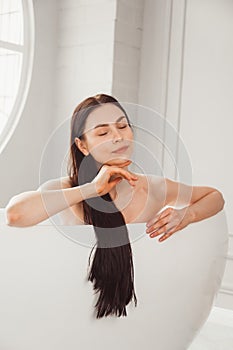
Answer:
[{"left": 93, "top": 116, "right": 127, "bottom": 129}]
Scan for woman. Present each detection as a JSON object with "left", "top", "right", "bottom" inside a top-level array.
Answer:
[{"left": 6, "top": 93, "right": 225, "bottom": 319}]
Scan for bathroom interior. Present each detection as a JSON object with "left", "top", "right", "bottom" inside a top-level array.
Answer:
[{"left": 0, "top": 0, "right": 233, "bottom": 349}]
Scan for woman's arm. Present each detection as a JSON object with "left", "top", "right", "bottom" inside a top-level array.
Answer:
[
  {"left": 145, "top": 176, "right": 225, "bottom": 242},
  {"left": 5, "top": 179, "right": 97, "bottom": 227},
  {"left": 164, "top": 178, "right": 225, "bottom": 223}
]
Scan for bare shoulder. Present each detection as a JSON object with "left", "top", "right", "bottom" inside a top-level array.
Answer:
[
  {"left": 134, "top": 172, "right": 166, "bottom": 189},
  {"left": 37, "top": 176, "right": 85, "bottom": 225},
  {"left": 137, "top": 173, "right": 167, "bottom": 205}
]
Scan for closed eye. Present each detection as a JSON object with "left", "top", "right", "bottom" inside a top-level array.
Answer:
[{"left": 98, "top": 125, "right": 128, "bottom": 136}]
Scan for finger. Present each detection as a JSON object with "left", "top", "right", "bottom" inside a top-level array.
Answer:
[
  {"left": 119, "top": 167, "right": 137, "bottom": 177},
  {"left": 146, "top": 217, "right": 168, "bottom": 233},
  {"left": 127, "top": 171, "right": 139, "bottom": 180},
  {"left": 158, "top": 231, "right": 173, "bottom": 242},
  {"left": 146, "top": 208, "right": 172, "bottom": 228},
  {"left": 147, "top": 222, "right": 167, "bottom": 235},
  {"left": 154, "top": 227, "right": 176, "bottom": 241},
  {"left": 146, "top": 224, "right": 164, "bottom": 234},
  {"left": 148, "top": 219, "right": 175, "bottom": 234},
  {"left": 119, "top": 169, "right": 138, "bottom": 182},
  {"left": 146, "top": 214, "right": 162, "bottom": 227},
  {"left": 117, "top": 160, "right": 132, "bottom": 167},
  {"left": 111, "top": 177, "right": 123, "bottom": 186},
  {"left": 150, "top": 232, "right": 169, "bottom": 241},
  {"left": 148, "top": 223, "right": 176, "bottom": 237},
  {"left": 158, "top": 235, "right": 168, "bottom": 242},
  {"left": 108, "top": 168, "right": 138, "bottom": 189}
]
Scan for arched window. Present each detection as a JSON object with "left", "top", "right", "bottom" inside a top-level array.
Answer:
[{"left": 0, "top": 0, "right": 34, "bottom": 154}]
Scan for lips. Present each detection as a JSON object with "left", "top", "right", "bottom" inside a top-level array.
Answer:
[{"left": 112, "top": 145, "right": 129, "bottom": 153}]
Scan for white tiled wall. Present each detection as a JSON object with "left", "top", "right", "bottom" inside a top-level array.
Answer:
[
  {"left": 52, "top": 0, "right": 145, "bottom": 180},
  {"left": 55, "top": 0, "right": 117, "bottom": 130},
  {"left": 55, "top": 0, "right": 145, "bottom": 120},
  {"left": 112, "top": 0, "right": 144, "bottom": 102}
]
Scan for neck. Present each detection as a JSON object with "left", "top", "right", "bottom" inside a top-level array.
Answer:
[{"left": 109, "top": 166, "right": 137, "bottom": 201}]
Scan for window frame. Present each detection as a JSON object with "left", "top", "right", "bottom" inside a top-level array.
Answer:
[{"left": 0, "top": 0, "right": 35, "bottom": 155}]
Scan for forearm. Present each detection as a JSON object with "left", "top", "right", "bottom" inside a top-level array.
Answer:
[
  {"left": 187, "top": 190, "right": 225, "bottom": 223},
  {"left": 6, "top": 182, "right": 97, "bottom": 227}
]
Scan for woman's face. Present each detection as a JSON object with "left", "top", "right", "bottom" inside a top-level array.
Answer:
[{"left": 75, "top": 103, "right": 134, "bottom": 166}]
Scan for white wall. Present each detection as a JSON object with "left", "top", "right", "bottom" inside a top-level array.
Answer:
[
  {"left": 112, "top": 0, "right": 144, "bottom": 102},
  {"left": 179, "top": 0, "right": 233, "bottom": 309},
  {"left": 138, "top": 0, "right": 233, "bottom": 308},
  {"left": 28, "top": 0, "right": 146, "bottom": 184},
  {"left": 55, "top": 0, "right": 116, "bottom": 128},
  {"left": 0, "top": 0, "right": 58, "bottom": 206},
  {"left": 42, "top": 0, "right": 118, "bottom": 184},
  {"left": 138, "top": 0, "right": 172, "bottom": 176}
]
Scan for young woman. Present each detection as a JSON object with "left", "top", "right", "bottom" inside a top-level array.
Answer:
[{"left": 6, "top": 93, "right": 225, "bottom": 319}]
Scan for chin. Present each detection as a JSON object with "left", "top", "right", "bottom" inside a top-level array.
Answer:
[{"left": 103, "top": 156, "right": 131, "bottom": 165}]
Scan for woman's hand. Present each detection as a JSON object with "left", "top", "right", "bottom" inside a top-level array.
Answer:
[
  {"left": 91, "top": 160, "right": 138, "bottom": 197},
  {"left": 145, "top": 207, "right": 193, "bottom": 242}
]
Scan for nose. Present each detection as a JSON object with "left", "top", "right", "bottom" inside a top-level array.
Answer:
[{"left": 111, "top": 127, "right": 123, "bottom": 143}]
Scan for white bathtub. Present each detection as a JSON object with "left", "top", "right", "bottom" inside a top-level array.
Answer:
[{"left": 0, "top": 208, "right": 229, "bottom": 350}]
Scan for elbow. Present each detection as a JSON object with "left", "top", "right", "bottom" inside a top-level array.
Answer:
[
  {"left": 5, "top": 208, "right": 22, "bottom": 226},
  {"left": 215, "top": 190, "right": 225, "bottom": 211},
  {"left": 6, "top": 207, "right": 40, "bottom": 227},
  {"left": 221, "top": 195, "right": 225, "bottom": 210}
]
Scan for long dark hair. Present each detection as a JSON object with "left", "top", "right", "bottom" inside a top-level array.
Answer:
[{"left": 67, "top": 93, "right": 137, "bottom": 318}]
